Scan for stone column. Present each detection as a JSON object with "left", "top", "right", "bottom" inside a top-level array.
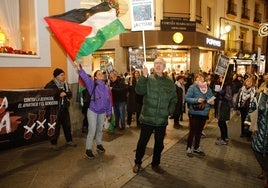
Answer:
[
  {"left": 190, "top": 48, "right": 200, "bottom": 74},
  {"left": 190, "top": 0, "right": 196, "bottom": 21},
  {"left": 155, "top": 0, "right": 163, "bottom": 28}
]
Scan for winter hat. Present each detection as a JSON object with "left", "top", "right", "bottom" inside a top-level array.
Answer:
[{"left": 53, "top": 68, "right": 64, "bottom": 77}]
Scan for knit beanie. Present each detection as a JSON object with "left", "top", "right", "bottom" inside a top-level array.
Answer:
[{"left": 53, "top": 68, "right": 64, "bottom": 77}]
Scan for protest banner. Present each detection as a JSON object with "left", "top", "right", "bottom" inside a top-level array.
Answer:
[
  {"left": 130, "top": 0, "right": 154, "bottom": 65},
  {"left": 0, "top": 89, "right": 58, "bottom": 150},
  {"left": 215, "top": 54, "right": 230, "bottom": 77}
]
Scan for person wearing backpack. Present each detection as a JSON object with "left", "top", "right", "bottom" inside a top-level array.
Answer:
[{"left": 75, "top": 63, "right": 112, "bottom": 159}]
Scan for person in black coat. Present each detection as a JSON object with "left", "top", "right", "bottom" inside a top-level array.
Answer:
[
  {"left": 109, "top": 71, "right": 128, "bottom": 130},
  {"left": 44, "top": 68, "right": 77, "bottom": 150},
  {"left": 173, "top": 75, "right": 185, "bottom": 128},
  {"left": 126, "top": 70, "right": 142, "bottom": 128}
]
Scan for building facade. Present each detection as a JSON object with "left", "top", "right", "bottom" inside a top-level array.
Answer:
[{"left": 94, "top": 0, "right": 268, "bottom": 74}]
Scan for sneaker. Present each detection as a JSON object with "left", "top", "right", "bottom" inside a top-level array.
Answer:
[
  {"left": 201, "top": 131, "right": 206, "bottom": 137},
  {"left": 133, "top": 164, "right": 141, "bottom": 173},
  {"left": 96, "top": 145, "right": 105, "bottom": 153},
  {"left": 215, "top": 139, "right": 227, "bottom": 145},
  {"left": 151, "top": 165, "right": 165, "bottom": 174},
  {"left": 186, "top": 147, "right": 193, "bottom": 157},
  {"left": 85, "top": 149, "right": 95, "bottom": 159},
  {"left": 67, "top": 141, "right": 77, "bottom": 147},
  {"left": 193, "top": 147, "right": 206, "bottom": 156}
]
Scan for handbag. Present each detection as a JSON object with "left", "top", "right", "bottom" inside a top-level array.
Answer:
[{"left": 192, "top": 101, "right": 206, "bottom": 111}]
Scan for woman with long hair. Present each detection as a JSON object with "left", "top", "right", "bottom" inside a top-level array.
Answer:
[{"left": 235, "top": 76, "right": 256, "bottom": 140}]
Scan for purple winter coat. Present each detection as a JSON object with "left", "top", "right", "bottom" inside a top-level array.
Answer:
[{"left": 78, "top": 69, "right": 112, "bottom": 116}]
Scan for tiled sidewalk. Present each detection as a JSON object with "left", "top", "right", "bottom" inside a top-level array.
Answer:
[{"left": 122, "top": 114, "right": 263, "bottom": 188}]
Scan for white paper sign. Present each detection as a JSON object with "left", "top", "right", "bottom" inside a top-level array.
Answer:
[{"left": 130, "top": 0, "right": 154, "bottom": 31}]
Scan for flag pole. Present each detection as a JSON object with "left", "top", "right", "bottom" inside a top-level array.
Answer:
[{"left": 142, "top": 30, "right": 146, "bottom": 64}]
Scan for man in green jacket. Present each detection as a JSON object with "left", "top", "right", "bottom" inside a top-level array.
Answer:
[{"left": 133, "top": 58, "right": 177, "bottom": 174}]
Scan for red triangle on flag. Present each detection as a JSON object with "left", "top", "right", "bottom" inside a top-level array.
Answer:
[{"left": 44, "top": 18, "right": 92, "bottom": 61}]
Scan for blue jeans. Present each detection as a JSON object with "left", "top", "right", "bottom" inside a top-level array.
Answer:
[
  {"left": 114, "top": 102, "right": 126, "bottom": 128},
  {"left": 86, "top": 109, "right": 105, "bottom": 150}
]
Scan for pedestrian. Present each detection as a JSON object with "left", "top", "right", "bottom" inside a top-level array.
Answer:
[
  {"left": 235, "top": 76, "right": 256, "bottom": 140},
  {"left": 81, "top": 74, "right": 92, "bottom": 133},
  {"left": 109, "top": 71, "right": 128, "bottom": 130},
  {"left": 215, "top": 75, "right": 233, "bottom": 145},
  {"left": 173, "top": 75, "right": 185, "bottom": 129},
  {"left": 246, "top": 84, "right": 268, "bottom": 187},
  {"left": 126, "top": 70, "right": 142, "bottom": 127},
  {"left": 257, "top": 73, "right": 268, "bottom": 93},
  {"left": 76, "top": 63, "right": 112, "bottom": 159},
  {"left": 45, "top": 68, "right": 77, "bottom": 150},
  {"left": 185, "top": 73, "right": 214, "bottom": 157},
  {"left": 231, "top": 73, "right": 244, "bottom": 109},
  {"left": 132, "top": 58, "right": 177, "bottom": 174}
]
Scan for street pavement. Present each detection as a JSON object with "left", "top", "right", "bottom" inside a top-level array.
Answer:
[
  {"left": 0, "top": 112, "right": 264, "bottom": 188},
  {"left": 123, "top": 113, "right": 263, "bottom": 188}
]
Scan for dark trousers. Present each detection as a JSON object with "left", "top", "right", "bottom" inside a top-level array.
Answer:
[
  {"left": 173, "top": 113, "right": 182, "bottom": 124},
  {"left": 218, "top": 120, "right": 228, "bottom": 140},
  {"left": 254, "top": 150, "right": 268, "bottom": 176},
  {"left": 83, "top": 112, "right": 88, "bottom": 128},
  {"left": 240, "top": 108, "right": 251, "bottom": 137},
  {"left": 187, "top": 115, "right": 206, "bottom": 149},
  {"left": 134, "top": 123, "right": 166, "bottom": 167},
  {"left": 51, "top": 108, "right": 72, "bottom": 145},
  {"left": 127, "top": 111, "right": 133, "bottom": 125},
  {"left": 127, "top": 109, "right": 142, "bottom": 127}
]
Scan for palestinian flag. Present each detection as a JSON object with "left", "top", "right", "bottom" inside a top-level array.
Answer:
[{"left": 44, "top": 2, "right": 125, "bottom": 61}]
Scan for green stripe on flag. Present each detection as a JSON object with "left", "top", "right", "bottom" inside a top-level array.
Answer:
[{"left": 76, "top": 19, "right": 125, "bottom": 59}]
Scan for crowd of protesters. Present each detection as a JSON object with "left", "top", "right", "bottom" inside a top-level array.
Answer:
[{"left": 69, "top": 59, "right": 268, "bottom": 187}]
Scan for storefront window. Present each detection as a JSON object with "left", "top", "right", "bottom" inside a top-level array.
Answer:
[
  {"left": 0, "top": 0, "right": 51, "bottom": 67},
  {"left": 0, "top": 0, "right": 36, "bottom": 55},
  {"left": 128, "top": 48, "right": 189, "bottom": 73}
]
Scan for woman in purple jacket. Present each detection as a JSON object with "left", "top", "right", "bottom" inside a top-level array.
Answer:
[{"left": 76, "top": 63, "right": 112, "bottom": 159}]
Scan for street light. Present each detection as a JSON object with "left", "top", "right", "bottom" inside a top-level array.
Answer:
[
  {"left": 224, "top": 23, "right": 231, "bottom": 50},
  {"left": 224, "top": 24, "right": 231, "bottom": 33}
]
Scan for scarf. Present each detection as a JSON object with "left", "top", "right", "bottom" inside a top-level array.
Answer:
[
  {"left": 238, "top": 86, "right": 255, "bottom": 108},
  {"left": 53, "top": 78, "right": 69, "bottom": 106},
  {"left": 53, "top": 78, "right": 69, "bottom": 92}
]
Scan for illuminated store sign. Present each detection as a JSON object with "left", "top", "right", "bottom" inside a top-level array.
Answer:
[{"left": 206, "top": 37, "right": 221, "bottom": 47}]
